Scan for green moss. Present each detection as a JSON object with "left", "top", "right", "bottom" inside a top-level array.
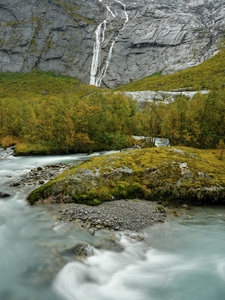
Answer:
[
  {"left": 27, "top": 190, "right": 43, "bottom": 205},
  {"left": 27, "top": 146, "right": 225, "bottom": 206},
  {"left": 87, "top": 199, "right": 102, "bottom": 206},
  {"left": 156, "top": 205, "right": 166, "bottom": 212},
  {"left": 27, "top": 183, "right": 50, "bottom": 205}
]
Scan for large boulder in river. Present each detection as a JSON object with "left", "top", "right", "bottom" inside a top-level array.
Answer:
[{"left": 27, "top": 146, "right": 225, "bottom": 206}]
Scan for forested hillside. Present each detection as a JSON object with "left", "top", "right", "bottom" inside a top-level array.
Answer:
[
  {"left": 0, "top": 49, "right": 225, "bottom": 154},
  {"left": 0, "top": 70, "right": 137, "bottom": 154},
  {"left": 118, "top": 49, "right": 225, "bottom": 150}
]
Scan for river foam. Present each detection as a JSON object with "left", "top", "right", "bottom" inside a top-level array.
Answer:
[{"left": 1, "top": 148, "right": 225, "bottom": 300}]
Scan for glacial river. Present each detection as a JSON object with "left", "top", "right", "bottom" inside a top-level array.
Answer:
[{"left": 0, "top": 148, "right": 225, "bottom": 300}]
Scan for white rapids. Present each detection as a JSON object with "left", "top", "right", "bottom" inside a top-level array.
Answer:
[
  {"left": 53, "top": 211, "right": 225, "bottom": 300},
  {"left": 1, "top": 148, "right": 225, "bottom": 300}
]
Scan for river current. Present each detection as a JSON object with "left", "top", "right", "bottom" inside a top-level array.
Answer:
[{"left": 0, "top": 148, "right": 225, "bottom": 300}]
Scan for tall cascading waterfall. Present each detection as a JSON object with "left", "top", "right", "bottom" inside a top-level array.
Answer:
[{"left": 89, "top": 0, "right": 129, "bottom": 87}]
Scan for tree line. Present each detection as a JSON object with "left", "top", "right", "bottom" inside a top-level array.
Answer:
[
  {"left": 133, "top": 90, "right": 225, "bottom": 149},
  {"left": 0, "top": 88, "right": 225, "bottom": 154},
  {"left": 0, "top": 91, "right": 136, "bottom": 154}
]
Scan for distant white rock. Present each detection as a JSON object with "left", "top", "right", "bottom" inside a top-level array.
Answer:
[
  {"left": 133, "top": 136, "right": 170, "bottom": 147},
  {"left": 125, "top": 90, "right": 210, "bottom": 104}
]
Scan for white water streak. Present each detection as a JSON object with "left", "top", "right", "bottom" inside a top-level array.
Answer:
[
  {"left": 96, "top": 40, "right": 115, "bottom": 87},
  {"left": 90, "top": 21, "right": 106, "bottom": 86},
  {"left": 106, "top": 5, "right": 115, "bottom": 18},
  {"left": 115, "top": 0, "right": 129, "bottom": 23},
  {"left": 90, "top": 0, "right": 129, "bottom": 87}
]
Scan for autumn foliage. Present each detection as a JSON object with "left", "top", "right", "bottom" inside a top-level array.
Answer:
[
  {"left": 135, "top": 91, "right": 225, "bottom": 149},
  {"left": 0, "top": 89, "right": 136, "bottom": 154},
  {"left": 1, "top": 47, "right": 225, "bottom": 155}
]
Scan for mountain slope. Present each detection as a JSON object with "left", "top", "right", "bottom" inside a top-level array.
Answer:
[
  {"left": 0, "top": 0, "right": 224, "bottom": 88},
  {"left": 116, "top": 49, "right": 225, "bottom": 92}
]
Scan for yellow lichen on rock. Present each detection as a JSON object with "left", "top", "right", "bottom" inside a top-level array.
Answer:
[{"left": 27, "top": 146, "right": 225, "bottom": 206}]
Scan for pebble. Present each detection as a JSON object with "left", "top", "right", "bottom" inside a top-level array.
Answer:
[
  {"left": 10, "top": 163, "right": 72, "bottom": 187},
  {"left": 54, "top": 200, "right": 166, "bottom": 232},
  {"left": 10, "top": 161, "right": 168, "bottom": 233}
]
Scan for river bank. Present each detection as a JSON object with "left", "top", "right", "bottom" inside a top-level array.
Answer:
[
  {"left": 0, "top": 147, "right": 169, "bottom": 234},
  {"left": 43, "top": 200, "right": 168, "bottom": 234},
  {"left": 1, "top": 147, "right": 225, "bottom": 300}
]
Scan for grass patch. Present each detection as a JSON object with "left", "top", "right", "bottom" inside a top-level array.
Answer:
[{"left": 0, "top": 69, "right": 98, "bottom": 100}]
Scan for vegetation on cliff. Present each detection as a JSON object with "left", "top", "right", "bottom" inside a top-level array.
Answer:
[
  {"left": 27, "top": 146, "right": 225, "bottom": 206},
  {"left": 116, "top": 49, "right": 225, "bottom": 92}
]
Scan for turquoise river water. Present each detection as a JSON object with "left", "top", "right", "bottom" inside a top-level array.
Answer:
[{"left": 0, "top": 148, "right": 225, "bottom": 300}]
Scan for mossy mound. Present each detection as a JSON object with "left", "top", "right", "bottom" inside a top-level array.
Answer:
[{"left": 27, "top": 146, "right": 225, "bottom": 206}]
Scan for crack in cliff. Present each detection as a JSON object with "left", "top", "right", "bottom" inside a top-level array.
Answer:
[
  {"left": 45, "top": 55, "right": 63, "bottom": 61},
  {"left": 0, "top": 5, "right": 18, "bottom": 21},
  {"left": 130, "top": 41, "right": 183, "bottom": 49},
  {"left": 0, "top": 50, "right": 11, "bottom": 63},
  {"left": 2, "top": 49, "right": 19, "bottom": 55}
]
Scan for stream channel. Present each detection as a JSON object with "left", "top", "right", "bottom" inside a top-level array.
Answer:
[{"left": 0, "top": 148, "right": 225, "bottom": 300}]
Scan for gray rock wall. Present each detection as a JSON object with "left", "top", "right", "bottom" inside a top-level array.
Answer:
[
  {"left": 0, "top": 0, "right": 224, "bottom": 88},
  {"left": 124, "top": 90, "right": 210, "bottom": 105},
  {"left": 0, "top": 0, "right": 101, "bottom": 82}
]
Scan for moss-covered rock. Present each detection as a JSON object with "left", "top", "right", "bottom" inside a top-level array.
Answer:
[{"left": 27, "top": 146, "right": 225, "bottom": 206}]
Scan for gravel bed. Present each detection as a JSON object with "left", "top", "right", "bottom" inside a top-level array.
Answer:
[
  {"left": 3, "top": 155, "right": 166, "bottom": 233},
  {"left": 54, "top": 199, "right": 166, "bottom": 233},
  {"left": 9, "top": 163, "right": 72, "bottom": 187}
]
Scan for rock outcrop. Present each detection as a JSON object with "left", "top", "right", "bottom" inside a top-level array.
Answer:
[
  {"left": 27, "top": 146, "right": 225, "bottom": 206},
  {"left": 0, "top": 0, "right": 224, "bottom": 88},
  {"left": 124, "top": 90, "right": 210, "bottom": 105}
]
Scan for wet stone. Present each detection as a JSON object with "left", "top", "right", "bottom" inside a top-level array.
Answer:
[
  {"left": 0, "top": 191, "right": 11, "bottom": 198},
  {"left": 54, "top": 200, "right": 167, "bottom": 232},
  {"left": 11, "top": 163, "right": 72, "bottom": 187}
]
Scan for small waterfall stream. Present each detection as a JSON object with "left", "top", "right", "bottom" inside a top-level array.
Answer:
[{"left": 90, "top": 0, "right": 129, "bottom": 87}]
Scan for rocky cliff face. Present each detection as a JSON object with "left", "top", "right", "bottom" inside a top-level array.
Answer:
[{"left": 0, "top": 0, "right": 224, "bottom": 88}]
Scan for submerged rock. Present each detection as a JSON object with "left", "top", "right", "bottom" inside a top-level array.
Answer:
[
  {"left": 27, "top": 146, "right": 225, "bottom": 207},
  {"left": 0, "top": 191, "right": 11, "bottom": 198},
  {"left": 61, "top": 243, "right": 92, "bottom": 258}
]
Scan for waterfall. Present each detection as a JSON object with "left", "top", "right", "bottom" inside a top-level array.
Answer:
[
  {"left": 115, "top": 0, "right": 129, "bottom": 24},
  {"left": 89, "top": 0, "right": 129, "bottom": 87},
  {"left": 95, "top": 40, "right": 115, "bottom": 87},
  {"left": 90, "top": 21, "right": 107, "bottom": 86}
]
